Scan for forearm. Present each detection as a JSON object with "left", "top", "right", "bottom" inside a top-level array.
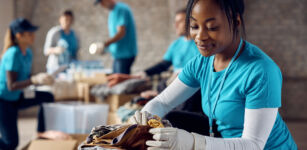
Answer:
[
  {"left": 105, "top": 26, "right": 126, "bottom": 47},
  {"left": 142, "top": 77, "right": 199, "bottom": 117},
  {"left": 192, "top": 108, "right": 277, "bottom": 150},
  {"left": 7, "top": 80, "right": 32, "bottom": 91},
  {"left": 6, "top": 71, "right": 32, "bottom": 91},
  {"left": 144, "top": 60, "right": 172, "bottom": 76}
]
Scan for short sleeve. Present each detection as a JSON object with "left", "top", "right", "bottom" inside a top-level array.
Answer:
[
  {"left": 4, "top": 48, "right": 20, "bottom": 72},
  {"left": 178, "top": 56, "right": 200, "bottom": 88},
  {"left": 115, "top": 8, "right": 127, "bottom": 27},
  {"left": 163, "top": 41, "right": 176, "bottom": 62},
  {"left": 245, "top": 61, "right": 282, "bottom": 109}
]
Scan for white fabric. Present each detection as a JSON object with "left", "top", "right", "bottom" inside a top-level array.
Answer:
[
  {"left": 192, "top": 108, "right": 277, "bottom": 150},
  {"left": 141, "top": 77, "right": 199, "bottom": 117},
  {"left": 44, "top": 26, "right": 62, "bottom": 73},
  {"left": 146, "top": 127, "right": 194, "bottom": 150}
]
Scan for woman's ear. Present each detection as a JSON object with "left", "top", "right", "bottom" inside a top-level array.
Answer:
[
  {"left": 15, "top": 33, "right": 22, "bottom": 40},
  {"left": 236, "top": 15, "right": 241, "bottom": 28}
]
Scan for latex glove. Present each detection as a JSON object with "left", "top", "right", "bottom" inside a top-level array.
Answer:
[
  {"left": 31, "top": 73, "right": 54, "bottom": 85},
  {"left": 89, "top": 42, "right": 105, "bottom": 55},
  {"left": 130, "top": 110, "right": 153, "bottom": 125},
  {"left": 146, "top": 127, "right": 194, "bottom": 150}
]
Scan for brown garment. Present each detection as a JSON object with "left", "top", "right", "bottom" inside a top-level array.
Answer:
[{"left": 81, "top": 125, "right": 153, "bottom": 150}]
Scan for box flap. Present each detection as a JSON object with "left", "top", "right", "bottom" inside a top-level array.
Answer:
[{"left": 28, "top": 140, "right": 77, "bottom": 150}]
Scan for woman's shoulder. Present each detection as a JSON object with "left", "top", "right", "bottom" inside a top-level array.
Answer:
[
  {"left": 242, "top": 41, "right": 281, "bottom": 75},
  {"left": 4, "top": 46, "right": 19, "bottom": 57}
]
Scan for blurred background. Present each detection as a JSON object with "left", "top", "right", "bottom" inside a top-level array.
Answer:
[{"left": 0, "top": 0, "right": 306, "bottom": 149}]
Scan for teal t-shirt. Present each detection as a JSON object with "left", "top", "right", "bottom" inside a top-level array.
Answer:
[
  {"left": 179, "top": 41, "right": 297, "bottom": 149},
  {"left": 59, "top": 29, "right": 79, "bottom": 61},
  {"left": 0, "top": 46, "right": 32, "bottom": 101},
  {"left": 163, "top": 36, "right": 199, "bottom": 71},
  {"left": 108, "top": 2, "right": 137, "bottom": 59}
]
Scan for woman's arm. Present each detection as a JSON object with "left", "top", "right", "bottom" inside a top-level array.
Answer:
[
  {"left": 6, "top": 71, "right": 32, "bottom": 91},
  {"left": 142, "top": 77, "right": 199, "bottom": 117},
  {"left": 193, "top": 108, "right": 277, "bottom": 150}
]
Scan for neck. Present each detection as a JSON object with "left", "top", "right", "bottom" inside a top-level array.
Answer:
[
  {"left": 63, "top": 28, "right": 70, "bottom": 34},
  {"left": 18, "top": 43, "right": 28, "bottom": 55},
  {"left": 215, "top": 38, "right": 241, "bottom": 63},
  {"left": 109, "top": 1, "right": 116, "bottom": 10},
  {"left": 213, "top": 38, "right": 242, "bottom": 72}
]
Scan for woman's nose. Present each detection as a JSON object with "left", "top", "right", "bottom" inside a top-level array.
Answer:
[{"left": 195, "top": 28, "right": 209, "bottom": 42}]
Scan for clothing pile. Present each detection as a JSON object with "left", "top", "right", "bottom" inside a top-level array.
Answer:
[
  {"left": 91, "top": 79, "right": 150, "bottom": 101},
  {"left": 79, "top": 117, "right": 171, "bottom": 150}
]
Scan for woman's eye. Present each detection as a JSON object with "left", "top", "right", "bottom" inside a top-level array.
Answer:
[
  {"left": 190, "top": 25, "right": 198, "bottom": 30},
  {"left": 208, "top": 26, "right": 219, "bottom": 31}
]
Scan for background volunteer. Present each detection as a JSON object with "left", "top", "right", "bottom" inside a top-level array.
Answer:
[
  {"left": 44, "top": 10, "right": 79, "bottom": 74},
  {"left": 0, "top": 18, "right": 55, "bottom": 149},
  {"left": 95, "top": 0, "right": 137, "bottom": 74}
]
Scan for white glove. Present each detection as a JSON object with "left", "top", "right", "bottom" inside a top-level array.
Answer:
[
  {"left": 146, "top": 127, "right": 195, "bottom": 150},
  {"left": 31, "top": 73, "right": 54, "bottom": 85},
  {"left": 89, "top": 42, "right": 105, "bottom": 55},
  {"left": 129, "top": 110, "right": 153, "bottom": 125}
]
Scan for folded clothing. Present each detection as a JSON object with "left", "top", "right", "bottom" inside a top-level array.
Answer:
[{"left": 81, "top": 125, "right": 153, "bottom": 150}]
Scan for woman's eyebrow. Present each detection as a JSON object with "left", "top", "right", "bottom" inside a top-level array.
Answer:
[
  {"left": 205, "top": 17, "right": 216, "bottom": 23},
  {"left": 190, "top": 16, "right": 216, "bottom": 23},
  {"left": 190, "top": 16, "right": 197, "bottom": 21}
]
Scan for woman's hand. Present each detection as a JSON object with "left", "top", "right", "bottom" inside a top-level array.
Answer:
[
  {"left": 31, "top": 73, "right": 54, "bottom": 85},
  {"left": 146, "top": 127, "right": 195, "bottom": 150},
  {"left": 129, "top": 110, "right": 154, "bottom": 125}
]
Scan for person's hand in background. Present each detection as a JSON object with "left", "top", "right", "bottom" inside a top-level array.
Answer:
[
  {"left": 107, "top": 73, "right": 139, "bottom": 87},
  {"left": 46, "top": 47, "right": 65, "bottom": 55},
  {"left": 89, "top": 42, "right": 105, "bottom": 55},
  {"left": 31, "top": 73, "right": 54, "bottom": 85}
]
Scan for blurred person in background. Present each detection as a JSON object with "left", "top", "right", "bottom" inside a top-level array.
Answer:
[
  {"left": 0, "top": 18, "right": 69, "bottom": 150},
  {"left": 106, "top": 8, "right": 203, "bottom": 120},
  {"left": 44, "top": 10, "right": 79, "bottom": 74},
  {"left": 94, "top": 0, "right": 137, "bottom": 74},
  {"left": 107, "top": 8, "right": 199, "bottom": 88}
]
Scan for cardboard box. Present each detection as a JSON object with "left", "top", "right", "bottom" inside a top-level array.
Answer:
[
  {"left": 23, "top": 134, "right": 88, "bottom": 150},
  {"left": 104, "top": 94, "right": 137, "bottom": 112}
]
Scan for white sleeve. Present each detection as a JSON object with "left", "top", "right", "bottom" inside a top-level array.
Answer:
[
  {"left": 44, "top": 26, "right": 61, "bottom": 56},
  {"left": 192, "top": 108, "right": 278, "bottom": 150},
  {"left": 141, "top": 77, "right": 199, "bottom": 117}
]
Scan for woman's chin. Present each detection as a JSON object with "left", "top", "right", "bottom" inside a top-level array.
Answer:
[{"left": 199, "top": 50, "right": 213, "bottom": 57}]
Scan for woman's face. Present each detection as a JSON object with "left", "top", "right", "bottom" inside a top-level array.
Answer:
[
  {"left": 59, "top": 15, "right": 73, "bottom": 30},
  {"left": 174, "top": 13, "right": 186, "bottom": 36},
  {"left": 190, "top": 0, "right": 235, "bottom": 57},
  {"left": 16, "top": 32, "right": 35, "bottom": 46}
]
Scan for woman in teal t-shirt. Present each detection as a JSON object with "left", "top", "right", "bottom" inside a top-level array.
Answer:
[
  {"left": 0, "top": 18, "right": 59, "bottom": 149},
  {"left": 130, "top": 0, "right": 297, "bottom": 150}
]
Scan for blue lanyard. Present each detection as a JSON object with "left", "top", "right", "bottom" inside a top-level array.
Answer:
[{"left": 207, "top": 39, "right": 244, "bottom": 137}]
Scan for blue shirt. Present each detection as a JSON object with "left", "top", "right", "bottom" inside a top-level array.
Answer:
[
  {"left": 0, "top": 46, "right": 32, "bottom": 101},
  {"left": 179, "top": 41, "right": 297, "bottom": 149},
  {"left": 59, "top": 29, "right": 79, "bottom": 61},
  {"left": 163, "top": 36, "right": 199, "bottom": 71},
  {"left": 108, "top": 2, "right": 137, "bottom": 59}
]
